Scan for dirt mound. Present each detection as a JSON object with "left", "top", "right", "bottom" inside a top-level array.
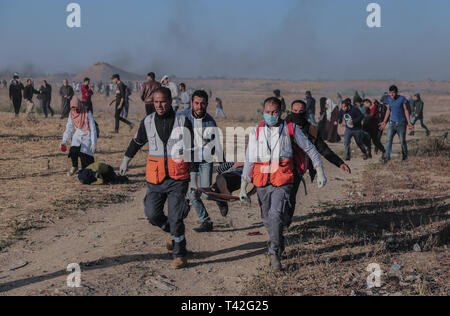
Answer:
[{"left": 72, "top": 62, "right": 142, "bottom": 82}]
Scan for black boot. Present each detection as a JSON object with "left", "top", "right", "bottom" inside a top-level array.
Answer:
[
  {"left": 193, "top": 221, "right": 213, "bottom": 233},
  {"left": 216, "top": 201, "right": 229, "bottom": 217}
]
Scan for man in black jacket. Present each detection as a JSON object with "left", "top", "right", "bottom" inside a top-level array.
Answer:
[
  {"left": 9, "top": 74, "right": 24, "bottom": 116},
  {"left": 23, "top": 79, "right": 39, "bottom": 115},
  {"left": 410, "top": 94, "right": 430, "bottom": 137},
  {"left": 60, "top": 79, "right": 74, "bottom": 119},
  {"left": 285, "top": 100, "right": 351, "bottom": 223},
  {"left": 118, "top": 87, "right": 196, "bottom": 269}
]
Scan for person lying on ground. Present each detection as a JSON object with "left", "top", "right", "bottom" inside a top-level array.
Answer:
[{"left": 78, "top": 162, "right": 128, "bottom": 185}]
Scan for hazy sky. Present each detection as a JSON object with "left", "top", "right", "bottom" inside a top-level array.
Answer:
[{"left": 1, "top": 0, "right": 449, "bottom": 80}]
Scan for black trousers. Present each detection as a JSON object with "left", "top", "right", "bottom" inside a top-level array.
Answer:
[
  {"left": 40, "top": 98, "right": 54, "bottom": 117},
  {"left": 366, "top": 128, "right": 385, "bottom": 153},
  {"left": 82, "top": 101, "right": 93, "bottom": 113},
  {"left": 61, "top": 99, "right": 71, "bottom": 118},
  {"left": 69, "top": 146, "right": 94, "bottom": 169},
  {"left": 12, "top": 98, "right": 22, "bottom": 114},
  {"left": 115, "top": 104, "right": 132, "bottom": 132},
  {"left": 145, "top": 103, "right": 155, "bottom": 116},
  {"left": 144, "top": 179, "right": 190, "bottom": 258}
]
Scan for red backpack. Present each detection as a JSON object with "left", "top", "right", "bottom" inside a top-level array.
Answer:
[{"left": 255, "top": 121, "right": 308, "bottom": 175}]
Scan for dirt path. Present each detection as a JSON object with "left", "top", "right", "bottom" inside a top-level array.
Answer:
[{"left": 0, "top": 152, "right": 368, "bottom": 296}]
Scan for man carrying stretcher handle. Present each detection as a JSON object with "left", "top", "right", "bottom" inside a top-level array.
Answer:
[
  {"left": 240, "top": 97, "right": 327, "bottom": 272},
  {"left": 119, "top": 87, "right": 195, "bottom": 270}
]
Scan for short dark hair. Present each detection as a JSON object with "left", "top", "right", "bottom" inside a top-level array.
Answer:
[
  {"left": 147, "top": 72, "right": 155, "bottom": 80},
  {"left": 389, "top": 85, "right": 398, "bottom": 93},
  {"left": 344, "top": 98, "right": 352, "bottom": 106},
  {"left": 273, "top": 89, "right": 281, "bottom": 97},
  {"left": 264, "top": 97, "right": 282, "bottom": 110},
  {"left": 305, "top": 91, "right": 312, "bottom": 97},
  {"left": 179, "top": 83, "right": 186, "bottom": 89},
  {"left": 191, "top": 90, "right": 208, "bottom": 104},
  {"left": 354, "top": 96, "right": 363, "bottom": 104},
  {"left": 363, "top": 99, "right": 372, "bottom": 104},
  {"left": 153, "top": 87, "right": 172, "bottom": 100},
  {"left": 291, "top": 100, "right": 306, "bottom": 108},
  {"left": 111, "top": 74, "right": 120, "bottom": 80},
  {"left": 84, "top": 77, "right": 90, "bottom": 82}
]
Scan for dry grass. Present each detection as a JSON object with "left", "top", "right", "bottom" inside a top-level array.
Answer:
[
  {"left": 243, "top": 152, "right": 449, "bottom": 296},
  {"left": 0, "top": 110, "right": 147, "bottom": 252}
]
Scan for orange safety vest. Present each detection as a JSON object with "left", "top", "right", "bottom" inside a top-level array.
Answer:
[
  {"left": 144, "top": 113, "right": 190, "bottom": 184},
  {"left": 252, "top": 121, "right": 307, "bottom": 188}
]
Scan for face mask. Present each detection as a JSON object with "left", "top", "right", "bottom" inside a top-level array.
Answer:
[
  {"left": 263, "top": 113, "right": 280, "bottom": 127},
  {"left": 291, "top": 112, "right": 308, "bottom": 126}
]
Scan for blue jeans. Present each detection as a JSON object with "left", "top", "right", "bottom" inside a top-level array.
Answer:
[
  {"left": 411, "top": 117, "right": 430, "bottom": 134},
  {"left": 385, "top": 121, "right": 408, "bottom": 160},
  {"left": 189, "top": 163, "right": 213, "bottom": 223},
  {"left": 308, "top": 113, "right": 318, "bottom": 127},
  {"left": 215, "top": 108, "right": 227, "bottom": 119},
  {"left": 344, "top": 128, "right": 367, "bottom": 160}
]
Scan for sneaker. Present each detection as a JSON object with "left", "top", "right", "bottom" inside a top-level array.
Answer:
[
  {"left": 129, "top": 123, "right": 135, "bottom": 131},
  {"left": 166, "top": 234, "right": 174, "bottom": 251},
  {"left": 171, "top": 257, "right": 188, "bottom": 269},
  {"left": 409, "top": 132, "right": 415, "bottom": 136},
  {"left": 216, "top": 201, "right": 229, "bottom": 217},
  {"left": 192, "top": 221, "right": 213, "bottom": 233},
  {"left": 362, "top": 153, "right": 369, "bottom": 160},
  {"left": 269, "top": 254, "right": 282, "bottom": 272},
  {"left": 68, "top": 167, "right": 78, "bottom": 176},
  {"left": 426, "top": 131, "right": 431, "bottom": 137}
]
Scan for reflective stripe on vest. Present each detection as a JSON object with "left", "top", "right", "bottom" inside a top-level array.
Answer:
[
  {"left": 144, "top": 113, "right": 190, "bottom": 184},
  {"left": 251, "top": 121, "right": 295, "bottom": 188}
]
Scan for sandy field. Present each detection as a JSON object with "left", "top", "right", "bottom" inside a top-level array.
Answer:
[{"left": 0, "top": 79, "right": 448, "bottom": 296}]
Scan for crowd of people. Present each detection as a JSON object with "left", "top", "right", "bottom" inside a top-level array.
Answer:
[{"left": 3, "top": 71, "right": 432, "bottom": 271}]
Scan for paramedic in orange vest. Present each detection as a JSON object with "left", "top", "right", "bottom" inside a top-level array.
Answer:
[
  {"left": 119, "top": 87, "right": 195, "bottom": 269},
  {"left": 240, "top": 97, "right": 327, "bottom": 271}
]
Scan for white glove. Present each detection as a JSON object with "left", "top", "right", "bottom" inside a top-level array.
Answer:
[
  {"left": 119, "top": 156, "right": 131, "bottom": 176},
  {"left": 316, "top": 166, "right": 327, "bottom": 189},
  {"left": 239, "top": 181, "right": 250, "bottom": 203},
  {"left": 189, "top": 172, "right": 199, "bottom": 192},
  {"left": 90, "top": 143, "right": 96, "bottom": 154}
]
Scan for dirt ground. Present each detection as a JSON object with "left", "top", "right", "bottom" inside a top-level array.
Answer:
[{"left": 0, "top": 80, "right": 448, "bottom": 296}]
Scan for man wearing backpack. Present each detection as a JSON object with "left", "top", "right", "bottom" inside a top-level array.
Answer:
[
  {"left": 285, "top": 100, "right": 351, "bottom": 226},
  {"left": 240, "top": 97, "right": 326, "bottom": 272}
]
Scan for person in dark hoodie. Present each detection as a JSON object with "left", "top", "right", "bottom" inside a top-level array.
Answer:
[
  {"left": 38, "top": 80, "right": 55, "bottom": 118},
  {"left": 338, "top": 100, "right": 369, "bottom": 161},
  {"left": 60, "top": 79, "right": 74, "bottom": 119},
  {"left": 23, "top": 79, "right": 40, "bottom": 115},
  {"left": 285, "top": 100, "right": 351, "bottom": 225},
  {"left": 9, "top": 74, "right": 24, "bottom": 116},
  {"left": 410, "top": 94, "right": 430, "bottom": 137}
]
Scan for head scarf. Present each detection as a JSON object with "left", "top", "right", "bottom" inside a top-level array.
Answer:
[
  {"left": 70, "top": 97, "right": 89, "bottom": 132},
  {"left": 326, "top": 98, "right": 338, "bottom": 118}
]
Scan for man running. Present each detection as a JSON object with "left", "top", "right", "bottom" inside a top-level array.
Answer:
[
  {"left": 119, "top": 87, "right": 195, "bottom": 269},
  {"left": 338, "top": 100, "right": 369, "bottom": 161},
  {"left": 181, "top": 90, "right": 221, "bottom": 233},
  {"left": 410, "top": 94, "right": 430, "bottom": 137},
  {"left": 240, "top": 97, "right": 326, "bottom": 271},
  {"left": 285, "top": 100, "right": 351, "bottom": 225},
  {"left": 110, "top": 74, "right": 134, "bottom": 133},
  {"left": 379, "top": 85, "right": 414, "bottom": 162}
]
